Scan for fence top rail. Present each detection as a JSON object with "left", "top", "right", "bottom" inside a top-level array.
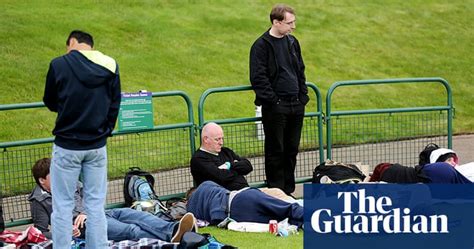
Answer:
[
  {"left": 198, "top": 82, "right": 322, "bottom": 127},
  {"left": 326, "top": 77, "right": 453, "bottom": 112},
  {"left": 0, "top": 90, "right": 193, "bottom": 112},
  {"left": 0, "top": 102, "right": 44, "bottom": 111}
]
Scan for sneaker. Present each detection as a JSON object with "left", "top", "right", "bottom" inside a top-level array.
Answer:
[{"left": 171, "top": 212, "right": 195, "bottom": 243}]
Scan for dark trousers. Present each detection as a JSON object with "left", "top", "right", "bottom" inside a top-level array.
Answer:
[
  {"left": 262, "top": 99, "right": 305, "bottom": 195},
  {"left": 230, "top": 188, "right": 303, "bottom": 227},
  {"left": 0, "top": 202, "right": 4, "bottom": 233}
]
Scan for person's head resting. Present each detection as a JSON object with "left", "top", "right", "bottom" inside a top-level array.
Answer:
[
  {"left": 31, "top": 158, "right": 51, "bottom": 192},
  {"left": 418, "top": 143, "right": 459, "bottom": 167},
  {"left": 269, "top": 4, "right": 296, "bottom": 37},
  {"left": 200, "top": 122, "right": 224, "bottom": 154},
  {"left": 66, "top": 30, "right": 94, "bottom": 53},
  {"left": 430, "top": 148, "right": 458, "bottom": 167}
]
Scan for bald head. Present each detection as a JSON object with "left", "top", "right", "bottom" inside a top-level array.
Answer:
[{"left": 201, "top": 122, "right": 224, "bottom": 153}]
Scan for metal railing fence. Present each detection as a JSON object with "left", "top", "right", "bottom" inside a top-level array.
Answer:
[
  {"left": 0, "top": 78, "right": 454, "bottom": 227},
  {"left": 326, "top": 77, "right": 453, "bottom": 171}
]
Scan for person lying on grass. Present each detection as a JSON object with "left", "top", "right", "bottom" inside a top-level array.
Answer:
[
  {"left": 186, "top": 180, "right": 303, "bottom": 228},
  {"left": 29, "top": 158, "right": 196, "bottom": 243},
  {"left": 369, "top": 161, "right": 472, "bottom": 184}
]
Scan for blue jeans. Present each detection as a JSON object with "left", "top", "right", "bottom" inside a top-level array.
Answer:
[
  {"left": 51, "top": 144, "right": 108, "bottom": 249},
  {"left": 106, "top": 208, "right": 177, "bottom": 241}
]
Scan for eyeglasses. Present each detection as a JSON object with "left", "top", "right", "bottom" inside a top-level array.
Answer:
[{"left": 281, "top": 20, "right": 296, "bottom": 26}]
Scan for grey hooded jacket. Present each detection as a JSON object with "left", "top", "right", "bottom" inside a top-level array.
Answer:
[{"left": 27, "top": 183, "right": 84, "bottom": 239}]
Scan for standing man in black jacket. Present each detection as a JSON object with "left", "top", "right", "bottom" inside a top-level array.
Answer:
[
  {"left": 249, "top": 4, "right": 309, "bottom": 195},
  {"left": 43, "top": 30, "right": 121, "bottom": 248},
  {"left": 0, "top": 186, "right": 4, "bottom": 233}
]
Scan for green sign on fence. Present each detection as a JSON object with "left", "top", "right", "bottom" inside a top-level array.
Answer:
[{"left": 118, "top": 91, "right": 154, "bottom": 131}]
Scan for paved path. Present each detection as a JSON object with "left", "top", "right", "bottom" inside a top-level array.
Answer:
[{"left": 452, "top": 134, "right": 474, "bottom": 164}]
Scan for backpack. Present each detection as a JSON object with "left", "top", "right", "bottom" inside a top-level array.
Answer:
[
  {"left": 418, "top": 143, "right": 439, "bottom": 166},
  {"left": 123, "top": 167, "right": 157, "bottom": 206},
  {"left": 312, "top": 160, "right": 366, "bottom": 184}
]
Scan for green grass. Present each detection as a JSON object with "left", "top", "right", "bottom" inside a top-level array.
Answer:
[
  {"left": 1, "top": 1, "right": 472, "bottom": 244},
  {"left": 199, "top": 226, "right": 303, "bottom": 249},
  {"left": 1, "top": 0, "right": 473, "bottom": 143}
]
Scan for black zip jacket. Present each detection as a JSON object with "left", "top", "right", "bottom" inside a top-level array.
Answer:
[
  {"left": 43, "top": 50, "right": 121, "bottom": 150},
  {"left": 249, "top": 30, "right": 309, "bottom": 106},
  {"left": 190, "top": 147, "right": 253, "bottom": 190}
]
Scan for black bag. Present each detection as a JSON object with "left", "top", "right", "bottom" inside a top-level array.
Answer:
[
  {"left": 178, "top": 232, "right": 208, "bottom": 249},
  {"left": 178, "top": 232, "right": 237, "bottom": 249},
  {"left": 312, "top": 160, "right": 366, "bottom": 183},
  {"left": 418, "top": 143, "right": 439, "bottom": 166},
  {"left": 123, "top": 167, "right": 157, "bottom": 206}
]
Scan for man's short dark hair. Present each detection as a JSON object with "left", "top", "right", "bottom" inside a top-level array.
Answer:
[
  {"left": 66, "top": 30, "right": 94, "bottom": 47},
  {"left": 31, "top": 158, "right": 51, "bottom": 187},
  {"left": 437, "top": 153, "right": 456, "bottom": 163},
  {"left": 270, "top": 4, "right": 295, "bottom": 23}
]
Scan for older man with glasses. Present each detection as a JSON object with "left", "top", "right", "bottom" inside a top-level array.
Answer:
[{"left": 190, "top": 122, "right": 253, "bottom": 191}]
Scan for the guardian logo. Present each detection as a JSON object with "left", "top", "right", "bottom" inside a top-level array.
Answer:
[{"left": 311, "top": 189, "right": 449, "bottom": 234}]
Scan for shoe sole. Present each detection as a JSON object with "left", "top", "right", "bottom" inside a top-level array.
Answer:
[{"left": 171, "top": 213, "right": 195, "bottom": 243}]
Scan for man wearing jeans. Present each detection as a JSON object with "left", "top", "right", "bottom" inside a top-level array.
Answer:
[
  {"left": 43, "top": 30, "right": 121, "bottom": 248},
  {"left": 29, "top": 158, "right": 196, "bottom": 243},
  {"left": 250, "top": 4, "right": 309, "bottom": 195}
]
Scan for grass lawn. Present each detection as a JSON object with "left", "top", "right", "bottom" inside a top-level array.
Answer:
[
  {"left": 1, "top": 0, "right": 473, "bottom": 143},
  {"left": 199, "top": 226, "right": 303, "bottom": 249}
]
